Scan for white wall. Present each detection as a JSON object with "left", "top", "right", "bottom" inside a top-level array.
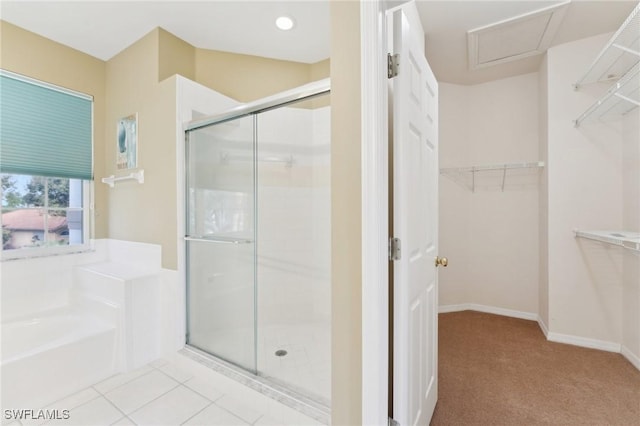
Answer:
[
  {"left": 546, "top": 33, "right": 625, "bottom": 347},
  {"left": 439, "top": 84, "right": 471, "bottom": 306},
  {"left": 256, "top": 104, "right": 331, "bottom": 400},
  {"left": 622, "top": 108, "right": 640, "bottom": 366},
  {"left": 439, "top": 73, "right": 540, "bottom": 316},
  {"left": 257, "top": 105, "right": 331, "bottom": 327},
  {"left": 538, "top": 55, "right": 550, "bottom": 329}
]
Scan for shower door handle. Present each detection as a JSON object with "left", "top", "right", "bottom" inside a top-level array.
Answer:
[{"left": 185, "top": 236, "right": 253, "bottom": 244}]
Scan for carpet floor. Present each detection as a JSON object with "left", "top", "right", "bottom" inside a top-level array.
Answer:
[{"left": 431, "top": 311, "right": 640, "bottom": 426}]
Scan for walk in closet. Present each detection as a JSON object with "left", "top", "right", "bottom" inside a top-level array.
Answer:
[{"left": 438, "top": 2, "right": 640, "bottom": 369}]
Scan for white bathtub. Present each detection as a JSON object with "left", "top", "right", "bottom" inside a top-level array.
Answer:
[{"left": 1, "top": 308, "right": 117, "bottom": 409}]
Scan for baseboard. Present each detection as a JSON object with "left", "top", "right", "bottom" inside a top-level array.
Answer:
[
  {"left": 621, "top": 345, "right": 640, "bottom": 371},
  {"left": 439, "top": 304, "right": 632, "bottom": 359},
  {"left": 546, "top": 332, "right": 621, "bottom": 353},
  {"left": 438, "top": 303, "right": 538, "bottom": 321},
  {"left": 537, "top": 316, "right": 549, "bottom": 337},
  {"left": 438, "top": 304, "right": 471, "bottom": 314}
]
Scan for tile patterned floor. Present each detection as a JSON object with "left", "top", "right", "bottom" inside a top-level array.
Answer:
[{"left": 4, "top": 358, "right": 324, "bottom": 426}]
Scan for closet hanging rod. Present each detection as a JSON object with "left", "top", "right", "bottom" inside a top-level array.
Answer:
[{"left": 101, "top": 170, "right": 144, "bottom": 188}]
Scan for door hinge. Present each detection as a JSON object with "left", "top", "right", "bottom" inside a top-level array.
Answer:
[
  {"left": 388, "top": 417, "right": 400, "bottom": 426},
  {"left": 388, "top": 53, "right": 399, "bottom": 78},
  {"left": 389, "top": 237, "right": 401, "bottom": 261}
]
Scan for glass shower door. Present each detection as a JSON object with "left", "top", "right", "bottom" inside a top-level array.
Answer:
[
  {"left": 255, "top": 94, "right": 331, "bottom": 402},
  {"left": 186, "top": 115, "right": 256, "bottom": 372}
]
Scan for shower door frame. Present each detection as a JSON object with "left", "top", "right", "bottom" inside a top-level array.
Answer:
[
  {"left": 183, "top": 78, "right": 331, "bottom": 384},
  {"left": 186, "top": 78, "right": 330, "bottom": 133}
]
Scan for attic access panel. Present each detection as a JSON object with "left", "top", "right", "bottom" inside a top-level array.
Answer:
[{"left": 467, "top": 1, "right": 570, "bottom": 70}]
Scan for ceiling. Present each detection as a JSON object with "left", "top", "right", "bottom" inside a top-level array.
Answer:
[
  {"left": 1, "top": 0, "right": 637, "bottom": 85},
  {"left": 417, "top": 0, "right": 638, "bottom": 84},
  {"left": 0, "top": 0, "right": 331, "bottom": 64}
]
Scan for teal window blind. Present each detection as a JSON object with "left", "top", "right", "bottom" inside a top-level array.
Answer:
[{"left": 0, "top": 71, "right": 93, "bottom": 180}]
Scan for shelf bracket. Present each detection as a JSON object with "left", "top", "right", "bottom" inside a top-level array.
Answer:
[
  {"left": 611, "top": 43, "right": 640, "bottom": 58},
  {"left": 613, "top": 92, "right": 640, "bottom": 108},
  {"left": 472, "top": 167, "right": 476, "bottom": 193},
  {"left": 101, "top": 169, "right": 145, "bottom": 188},
  {"left": 501, "top": 165, "right": 507, "bottom": 192}
]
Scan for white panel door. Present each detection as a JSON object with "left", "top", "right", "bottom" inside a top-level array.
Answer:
[{"left": 391, "top": 4, "right": 439, "bottom": 426}]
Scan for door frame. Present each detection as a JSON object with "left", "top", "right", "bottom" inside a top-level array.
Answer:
[{"left": 360, "top": 1, "right": 392, "bottom": 425}]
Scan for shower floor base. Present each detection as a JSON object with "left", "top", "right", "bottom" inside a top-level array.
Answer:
[
  {"left": 181, "top": 345, "right": 330, "bottom": 424},
  {"left": 258, "top": 322, "right": 331, "bottom": 403},
  {"left": 189, "top": 321, "right": 331, "bottom": 403}
]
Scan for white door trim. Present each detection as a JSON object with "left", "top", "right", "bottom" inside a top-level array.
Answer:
[{"left": 360, "top": 1, "right": 390, "bottom": 425}]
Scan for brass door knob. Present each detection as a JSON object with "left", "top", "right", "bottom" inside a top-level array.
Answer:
[{"left": 435, "top": 256, "right": 448, "bottom": 267}]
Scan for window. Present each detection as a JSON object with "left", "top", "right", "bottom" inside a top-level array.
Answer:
[
  {"left": 1, "top": 174, "right": 90, "bottom": 255},
  {"left": 0, "top": 70, "right": 93, "bottom": 259}
]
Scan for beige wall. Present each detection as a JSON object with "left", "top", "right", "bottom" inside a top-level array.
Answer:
[
  {"left": 311, "top": 58, "right": 330, "bottom": 81},
  {"left": 158, "top": 28, "right": 195, "bottom": 82},
  {"left": 438, "top": 83, "right": 472, "bottom": 305},
  {"left": 195, "top": 49, "right": 327, "bottom": 102},
  {"left": 622, "top": 109, "right": 640, "bottom": 360},
  {"left": 106, "top": 28, "right": 329, "bottom": 270},
  {"left": 0, "top": 21, "right": 108, "bottom": 239},
  {"left": 538, "top": 55, "right": 549, "bottom": 328},
  {"left": 330, "top": 1, "right": 362, "bottom": 424},
  {"left": 546, "top": 33, "right": 624, "bottom": 343},
  {"left": 2, "top": 22, "right": 328, "bottom": 270},
  {"left": 439, "top": 73, "right": 540, "bottom": 315},
  {"left": 105, "top": 29, "right": 178, "bottom": 269}
]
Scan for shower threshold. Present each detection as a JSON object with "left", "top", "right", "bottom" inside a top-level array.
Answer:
[{"left": 181, "top": 346, "right": 330, "bottom": 424}]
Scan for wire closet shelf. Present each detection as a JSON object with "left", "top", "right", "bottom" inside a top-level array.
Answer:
[
  {"left": 574, "top": 230, "right": 640, "bottom": 252},
  {"left": 573, "top": 3, "right": 640, "bottom": 127},
  {"left": 440, "top": 161, "right": 544, "bottom": 193}
]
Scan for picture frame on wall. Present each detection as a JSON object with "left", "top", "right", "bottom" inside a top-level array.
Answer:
[{"left": 117, "top": 113, "right": 138, "bottom": 170}]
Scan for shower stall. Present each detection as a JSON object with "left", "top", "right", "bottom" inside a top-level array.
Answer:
[{"left": 184, "top": 80, "right": 331, "bottom": 406}]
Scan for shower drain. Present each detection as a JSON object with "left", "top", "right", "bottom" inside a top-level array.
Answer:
[{"left": 275, "top": 349, "right": 288, "bottom": 357}]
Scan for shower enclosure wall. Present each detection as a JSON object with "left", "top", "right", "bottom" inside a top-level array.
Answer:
[{"left": 185, "top": 81, "right": 331, "bottom": 405}]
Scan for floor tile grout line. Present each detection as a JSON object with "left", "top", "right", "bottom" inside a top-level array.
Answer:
[
  {"left": 109, "top": 415, "right": 136, "bottom": 426},
  {"left": 149, "top": 360, "right": 169, "bottom": 370},
  {"left": 27, "top": 386, "right": 102, "bottom": 425},
  {"left": 36, "top": 387, "right": 99, "bottom": 411},
  {"left": 15, "top": 355, "right": 323, "bottom": 426},
  {"left": 211, "top": 397, "right": 261, "bottom": 425},
  {"left": 36, "top": 392, "right": 105, "bottom": 425},
  {"left": 123, "top": 382, "right": 181, "bottom": 419},
  {"left": 252, "top": 414, "right": 266, "bottom": 425},
  {"left": 155, "top": 366, "right": 193, "bottom": 384},
  {"left": 102, "top": 393, "right": 130, "bottom": 421},
  {"left": 109, "top": 416, "right": 126, "bottom": 426},
  {"left": 182, "top": 380, "right": 227, "bottom": 404},
  {"left": 178, "top": 401, "right": 214, "bottom": 426},
  {"left": 92, "top": 367, "right": 155, "bottom": 396}
]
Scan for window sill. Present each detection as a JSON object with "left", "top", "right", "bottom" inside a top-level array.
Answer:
[{"left": 1, "top": 244, "right": 95, "bottom": 262}]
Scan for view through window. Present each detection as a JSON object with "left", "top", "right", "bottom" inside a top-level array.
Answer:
[{"left": 1, "top": 173, "right": 86, "bottom": 252}]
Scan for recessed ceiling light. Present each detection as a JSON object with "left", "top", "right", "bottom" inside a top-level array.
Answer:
[{"left": 276, "top": 16, "right": 295, "bottom": 31}]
